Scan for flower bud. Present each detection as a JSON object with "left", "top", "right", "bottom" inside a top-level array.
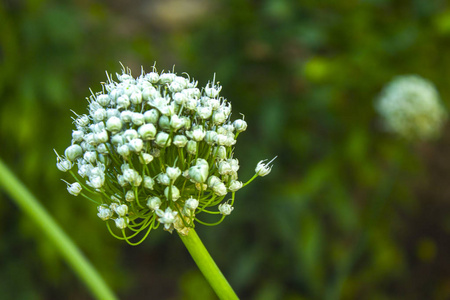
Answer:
[
  {"left": 185, "top": 197, "right": 199, "bottom": 210},
  {"left": 218, "top": 203, "right": 233, "bottom": 215},
  {"left": 84, "top": 151, "right": 97, "bottom": 164},
  {"left": 166, "top": 167, "right": 181, "bottom": 181},
  {"left": 197, "top": 106, "right": 212, "bottom": 119},
  {"left": 97, "top": 94, "right": 110, "bottom": 106},
  {"left": 130, "top": 92, "right": 143, "bottom": 105},
  {"left": 213, "top": 182, "right": 227, "bottom": 196},
  {"left": 233, "top": 119, "right": 247, "bottom": 133},
  {"left": 117, "top": 95, "right": 130, "bottom": 109},
  {"left": 157, "top": 173, "right": 171, "bottom": 185},
  {"left": 143, "top": 176, "right": 155, "bottom": 189},
  {"left": 155, "top": 132, "right": 172, "bottom": 147},
  {"left": 125, "top": 190, "right": 135, "bottom": 202},
  {"left": 218, "top": 161, "right": 232, "bottom": 175},
  {"left": 164, "top": 185, "right": 181, "bottom": 201},
  {"left": 147, "top": 196, "right": 162, "bottom": 210},
  {"left": 138, "top": 124, "right": 157, "bottom": 141},
  {"left": 72, "top": 130, "right": 84, "bottom": 143},
  {"left": 117, "top": 144, "right": 130, "bottom": 158},
  {"left": 67, "top": 182, "right": 82, "bottom": 196},
  {"left": 132, "top": 112, "right": 145, "bottom": 126},
  {"left": 123, "top": 129, "right": 138, "bottom": 141},
  {"left": 205, "top": 131, "right": 218, "bottom": 144},
  {"left": 158, "top": 115, "right": 170, "bottom": 131},
  {"left": 139, "top": 153, "right": 154, "bottom": 164},
  {"left": 170, "top": 115, "right": 185, "bottom": 130},
  {"left": 143, "top": 109, "right": 160, "bottom": 124},
  {"left": 212, "top": 111, "right": 227, "bottom": 125},
  {"left": 94, "top": 130, "right": 109, "bottom": 144},
  {"left": 214, "top": 146, "right": 227, "bottom": 160},
  {"left": 173, "top": 135, "right": 188, "bottom": 147},
  {"left": 145, "top": 72, "right": 159, "bottom": 84},
  {"left": 114, "top": 217, "right": 129, "bottom": 229},
  {"left": 111, "top": 134, "right": 124, "bottom": 146},
  {"left": 65, "top": 145, "right": 83, "bottom": 161},
  {"left": 129, "top": 138, "right": 144, "bottom": 152},
  {"left": 186, "top": 141, "right": 197, "bottom": 155},
  {"left": 159, "top": 73, "right": 176, "bottom": 84},
  {"left": 207, "top": 175, "right": 221, "bottom": 188},
  {"left": 97, "top": 143, "right": 109, "bottom": 154},
  {"left": 97, "top": 205, "right": 113, "bottom": 220},
  {"left": 189, "top": 165, "right": 209, "bottom": 183},
  {"left": 228, "top": 180, "right": 243, "bottom": 192},
  {"left": 191, "top": 126, "right": 206, "bottom": 141},
  {"left": 255, "top": 156, "right": 277, "bottom": 176},
  {"left": 120, "top": 110, "right": 133, "bottom": 123}
]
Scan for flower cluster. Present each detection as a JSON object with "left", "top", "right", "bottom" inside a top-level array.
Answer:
[
  {"left": 376, "top": 75, "right": 447, "bottom": 140},
  {"left": 56, "top": 66, "right": 274, "bottom": 245}
]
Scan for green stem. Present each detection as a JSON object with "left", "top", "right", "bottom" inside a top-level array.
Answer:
[
  {"left": 0, "top": 158, "right": 117, "bottom": 300},
  {"left": 178, "top": 228, "right": 239, "bottom": 300}
]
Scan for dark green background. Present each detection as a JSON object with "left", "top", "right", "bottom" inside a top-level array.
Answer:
[{"left": 2, "top": 0, "right": 450, "bottom": 299}]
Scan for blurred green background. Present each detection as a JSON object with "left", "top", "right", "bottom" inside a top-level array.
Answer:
[{"left": 2, "top": 0, "right": 450, "bottom": 299}]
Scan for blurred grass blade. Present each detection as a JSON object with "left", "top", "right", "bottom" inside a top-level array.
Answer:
[{"left": 0, "top": 158, "right": 117, "bottom": 300}]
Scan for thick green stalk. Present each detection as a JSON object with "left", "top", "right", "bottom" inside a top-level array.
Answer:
[
  {"left": 179, "top": 228, "right": 239, "bottom": 300},
  {"left": 0, "top": 159, "right": 117, "bottom": 300}
]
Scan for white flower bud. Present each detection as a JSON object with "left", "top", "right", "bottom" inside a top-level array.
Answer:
[
  {"left": 72, "top": 130, "right": 84, "bottom": 143},
  {"left": 159, "top": 73, "right": 176, "bottom": 84},
  {"left": 94, "top": 130, "right": 109, "bottom": 144},
  {"left": 106, "top": 108, "right": 120, "bottom": 119},
  {"left": 205, "top": 131, "right": 218, "bottom": 144},
  {"left": 111, "top": 134, "right": 124, "bottom": 146},
  {"left": 212, "top": 111, "right": 227, "bottom": 125},
  {"left": 138, "top": 123, "right": 157, "bottom": 140},
  {"left": 97, "top": 143, "right": 109, "bottom": 154},
  {"left": 56, "top": 157, "right": 73, "bottom": 172},
  {"left": 184, "top": 197, "right": 199, "bottom": 210},
  {"left": 76, "top": 115, "right": 90, "bottom": 128},
  {"left": 129, "top": 138, "right": 144, "bottom": 152},
  {"left": 143, "top": 176, "right": 155, "bottom": 189},
  {"left": 255, "top": 156, "right": 277, "bottom": 176},
  {"left": 139, "top": 153, "right": 154, "bottom": 164},
  {"left": 125, "top": 190, "right": 135, "bottom": 202},
  {"left": 173, "top": 92, "right": 187, "bottom": 105},
  {"left": 189, "top": 165, "right": 209, "bottom": 183},
  {"left": 65, "top": 144, "right": 83, "bottom": 161},
  {"left": 228, "top": 180, "right": 243, "bottom": 192},
  {"left": 123, "top": 129, "right": 138, "bottom": 141},
  {"left": 156, "top": 207, "right": 178, "bottom": 231},
  {"left": 117, "top": 175, "right": 127, "bottom": 187},
  {"left": 114, "top": 217, "right": 129, "bottom": 229},
  {"left": 205, "top": 84, "right": 222, "bottom": 98},
  {"left": 158, "top": 115, "right": 171, "bottom": 131},
  {"left": 83, "top": 151, "right": 97, "bottom": 164},
  {"left": 93, "top": 108, "right": 107, "bottom": 122},
  {"left": 197, "top": 106, "right": 212, "bottom": 119},
  {"left": 164, "top": 185, "right": 181, "bottom": 201},
  {"left": 89, "top": 175, "right": 104, "bottom": 189},
  {"left": 147, "top": 196, "right": 162, "bottom": 210},
  {"left": 173, "top": 135, "right": 188, "bottom": 147},
  {"left": 143, "top": 109, "right": 160, "bottom": 124},
  {"left": 155, "top": 132, "right": 172, "bottom": 147},
  {"left": 166, "top": 166, "right": 181, "bottom": 181},
  {"left": 218, "top": 203, "right": 234, "bottom": 215},
  {"left": 170, "top": 115, "right": 185, "bottom": 130},
  {"left": 186, "top": 140, "right": 197, "bottom": 155},
  {"left": 157, "top": 173, "right": 171, "bottom": 185},
  {"left": 130, "top": 92, "right": 143, "bottom": 105},
  {"left": 117, "top": 144, "right": 130, "bottom": 158},
  {"left": 218, "top": 161, "right": 232, "bottom": 175},
  {"left": 120, "top": 110, "right": 133, "bottom": 123},
  {"left": 195, "top": 158, "right": 209, "bottom": 167},
  {"left": 228, "top": 158, "right": 240, "bottom": 172},
  {"left": 145, "top": 72, "right": 159, "bottom": 83},
  {"left": 132, "top": 113, "right": 145, "bottom": 126},
  {"left": 213, "top": 182, "right": 227, "bottom": 196},
  {"left": 97, "top": 205, "right": 113, "bottom": 220},
  {"left": 207, "top": 175, "right": 221, "bottom": 188},
  {"left": 191, "top": 126, "right": 206, "bottom": 141},
  {"left": 185, "top": 98, "right": 198, "bottom": 111},
  {"left": 67, "top": 182, "right": 82, "bottom": 196},
  {"left": 142, "top": 87, "right": 160, "bottom": 101},
  {"left": 233, "top": 119, "right": 247, "bottom": 133},
  {"left": 117, "top": 95, "right": 130, "bottom": 109},
  {"left": 97, "top": 94, "right": 110, "bottom": 106},
  {"left": 115, "top": 204, "right": 129, "bottom": 217},
  {"left": 214, "top": 146, "right": 227, "bottom": 160}
]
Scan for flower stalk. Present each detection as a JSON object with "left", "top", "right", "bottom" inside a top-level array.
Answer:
[
  {"left": 178, "top": 228, "right": 238, "bottom": 300},
  {"left": 0, "top": 158, "right": 117, "bottom": 300}
]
